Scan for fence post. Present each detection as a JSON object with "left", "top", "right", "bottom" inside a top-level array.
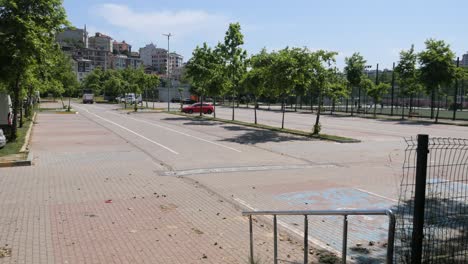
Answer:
[{"left": 411, "top": 134, "right": 429, "bottom": 264}]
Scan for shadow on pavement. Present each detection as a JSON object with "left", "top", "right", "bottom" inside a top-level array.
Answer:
[{"left": 221, "top": 127, "right": 310, "bottom": 144}]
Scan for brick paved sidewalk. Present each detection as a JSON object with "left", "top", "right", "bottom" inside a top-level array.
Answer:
[{"left": 0, "top": 112, "right": 317, "bottom": 264}]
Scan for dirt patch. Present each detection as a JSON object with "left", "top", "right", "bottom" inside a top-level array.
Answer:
[
  {"left": 191, "top": 227, "right": 204, "bottom": 235},
  {"left": 160, "top": 204, "right": 178, "bottom": 212}
]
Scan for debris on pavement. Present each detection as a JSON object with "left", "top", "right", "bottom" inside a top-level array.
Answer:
[{"left": 0, "top": 247, "right": 11, "bottom": 258}]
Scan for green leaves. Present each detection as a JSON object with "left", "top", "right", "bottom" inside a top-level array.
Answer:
[
  {"left": 185, "top": 43, "right": 223, "bottom": 96},
  {"left": 418, "top": 39, "right": 456, "bottom": 92},
  {"left": 344, "top": 53, "right": 366, "bottom": 88}
]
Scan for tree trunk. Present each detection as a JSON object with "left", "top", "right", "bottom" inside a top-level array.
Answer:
[
  {"left": 19, "top": 99, "right": 23, "bottom": 128},
  {"left": 11, "top": 75, "right": 20, "bottom": 140},
  {"left": 213, "top": 96, "right": 216, "bottom": 118},
  {"left": 134, "top": 92, "right": 138, "bottom": 112},
  {"left": 435, "top": 91, "right": 440, "bottom": 123},
  {"left": 294, "top": 95, "right": 297, "bottom": 112},
  {"left": 313, "top": 93, "right": 322, "bottom": 135},
  {"left": 254, "top": 97, "right": 257, "bottom": 124},
  {"left": 232, "top": 94, "right": 235, "bottom": 121},
  {"left": 346, "top": 98, "right": 349, "bottom": 113},
  {"left": 200, "top": 95, "right": 203, "bottom": 117},
  {"left": 331, "top": 99, "right": 335, "bottom": 115},
  {"left": 373, "top": 101, "right": 377, "bottom": 118},
  {"left": 281, "top": 97, "right": 285, "bottom": 129},
  {"left": 152, "top": 90, "right": 155, "bottom": 109},
  {"left": 68, "top": 97, "right": 71, "bottom": 112},
  {"left": 430, "top": 89, "right": 435, "bottom": 119},
  {"left": 408, "top": 95, "right": 413, "bottom": 118},
  {"left": 145, "top": 89, "right": 148, "bottom": 108},
  {"left": 300, "top": 96, "right": 303, "bottom": 109}
]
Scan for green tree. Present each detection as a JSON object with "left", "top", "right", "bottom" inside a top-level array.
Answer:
[
  {"left": 82, "top": 67, "right": 104, "bottom": 95},
  {"left": 0, "top": 0, "right": 68, "bottom": 139},
  {"left": 311, "top": 50, "right": 338, "bottom": 135},
  {"left": 344, "top": 53, "right": 366, "bottom": 115},
  {"left": 186, "top": 43, "right": 222, "bottom": 116},
  {"left": 395, "top": 45, "right": 422, "bottom": 119},
  {"left": 219, "top": 23, "right": 247, "bottom": 120},
  {"left": 418, "top": 39, "right": 457, "bottom": 123},
  {"left": 143, "top": 74, "right": 160, "bottom": 108},
  {"left": 367, "top": 82, "right": 390, "bottom": 117},
  {"left": 326, "top": 73, "right": 349, "bottom": 115},
  {"left": 54, "top": 52, "right": 79, "bottom": 111},
  {"left": 242, "top": 49, "right": 274, "bottom": 124}
]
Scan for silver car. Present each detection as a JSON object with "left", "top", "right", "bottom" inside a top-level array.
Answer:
[{"left": 0, "top": 129, "right": 6, "bottom": 148}]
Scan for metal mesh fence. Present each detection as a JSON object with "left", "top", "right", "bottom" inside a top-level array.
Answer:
[{"left": 395, "top": 137, "right": 468, "bottom": 263}]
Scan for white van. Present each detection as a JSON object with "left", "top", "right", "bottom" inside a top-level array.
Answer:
[{"left": 0, "top": 93, "right": 13, "bottom": 126}]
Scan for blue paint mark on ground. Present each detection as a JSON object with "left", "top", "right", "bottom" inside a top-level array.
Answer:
[
  {"left": 274, "top": 187, "right": 396, "bottom": 262},
  {"left": 275, "top": 188, "right": 393, "bottom": 209}
]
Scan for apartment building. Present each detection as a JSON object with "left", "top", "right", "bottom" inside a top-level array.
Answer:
[
  {"left": 56, "top": 26, "right": 88, "bottom": 50},
  {"left": 151, "top": 49, "right": 183, "bottom": 74},
  {"left": 74, "top": 58, "right": 94, "bottom": 82},
  {"left": 113, "top": 40, "right": 132, "bottom": 54},
  {"left": 139, "top": 43, "right": 158, "bottom": 66},
  {"left": 89, "top": 33, "right": 113, "bottom": 52}
]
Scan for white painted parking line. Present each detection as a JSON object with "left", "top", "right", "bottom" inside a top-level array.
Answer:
[
  {"left": 105, "top": 111, "right": 243, "bottom": 153},
  {"left": 74, "top": 105, "right": 179, "bottom": 155},
  {"left": 353, "top": 188, "right": 398, "bottom": 203}
]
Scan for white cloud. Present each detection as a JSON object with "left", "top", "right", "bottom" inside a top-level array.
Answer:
[{"left": 92, "top": 4, "right": 229, "bottom": 43}]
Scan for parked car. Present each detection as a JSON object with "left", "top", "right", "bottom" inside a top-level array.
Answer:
[
  {"left": 182, "top": 98, "right": 196, "bottom": 105},
  {"left": 182, "top": 103, "right": 214, "bottom": 114},
  {"left": 126, "top": 94, "right": 136, "bottom": 104},
  {"left": 82, "top": 89, "right": 94, "bottom": 104},
  {"left": 171, "top": 98, "right": 181, "bottom": 103},
  {"left": 0, "top": 129, "right": 6, "bottom": 148},
  {"left": 0, "top": 93, "right": 13, "bottom": 126}
]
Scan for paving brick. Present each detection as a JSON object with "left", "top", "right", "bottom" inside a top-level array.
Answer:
[{"left": 0, "top": 110, "right": 310, "bottom": 264}]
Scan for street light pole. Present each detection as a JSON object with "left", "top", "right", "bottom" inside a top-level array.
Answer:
[{"left": 163, "top": 33, "right": 173, "bottom": 112}]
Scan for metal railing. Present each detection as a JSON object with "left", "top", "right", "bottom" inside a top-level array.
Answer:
[{"left": 242, "top": 209, "right": 396, "bottom": 264}]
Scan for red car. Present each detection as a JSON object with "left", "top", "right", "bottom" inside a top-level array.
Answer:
[{"left": 182, "top": 103, "right": 214, "bottom": 114}]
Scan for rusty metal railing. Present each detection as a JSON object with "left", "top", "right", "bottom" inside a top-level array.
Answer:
[{"left": 242, "top": 209, "right": 396, "bottom": 264}]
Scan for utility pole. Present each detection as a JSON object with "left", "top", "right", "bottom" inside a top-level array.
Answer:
[
  {"left": 163, "top": 33, "right": 173, "bottom": 112},
  {"left": 375, "top": 63, "right": 379, "bottom": 85}
]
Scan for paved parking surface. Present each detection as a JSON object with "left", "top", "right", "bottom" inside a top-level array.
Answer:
[{"left": 1, "top": 102, "right": 467, "bottom": 263}]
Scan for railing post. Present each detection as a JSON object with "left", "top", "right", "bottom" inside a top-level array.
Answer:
[
  {"left": 304, "top": 215, "right": 308, "bottom": 264},
  {"left": 273, "top": 215, "right": 278, "bottom": 264},
  {"left": 342, "top": 215, "right": 348, "bottom": 264},
  {"left": 249, "top": 215, "right": 254, "bottom": 263},
  {"left": 411, "top": 134, "right": 429, "bottom": 264},
  {"left": 386, "top": 210, "right": 396, "bottom": 264}
]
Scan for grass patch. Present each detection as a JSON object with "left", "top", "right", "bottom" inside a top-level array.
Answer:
[
  {"left": 0, "top": 119, "right": 32, "bottom": 157},
  {"left": 165, "top": 111, "right": 359, "bottom": 143}
]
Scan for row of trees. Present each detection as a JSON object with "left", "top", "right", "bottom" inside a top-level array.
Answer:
[
  {"left": 81, "top": 67, "right": 160, "bottom": 111},
  {"left": 185, "top": 23, "right": 467, "bottom": 134},
  {"left": 0, "top": 0, "right": 77, "bottom": 139}
]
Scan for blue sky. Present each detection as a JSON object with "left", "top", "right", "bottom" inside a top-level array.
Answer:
[{"left": 63, "top": 0, "right": 467, "bottom": 69}]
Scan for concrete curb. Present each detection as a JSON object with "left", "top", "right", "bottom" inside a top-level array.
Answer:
[
  {"left": 0, "top": 151, "right": 32, "bottom": 168},
  {"left": 165, "top": 111, "right": 361, "bottom": 144},
  {"left": 0, "top": 113, "right": 36, "bottom": 168},
  {"left": 20, "top": 112, "right": 36, "bottom": 153}
]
